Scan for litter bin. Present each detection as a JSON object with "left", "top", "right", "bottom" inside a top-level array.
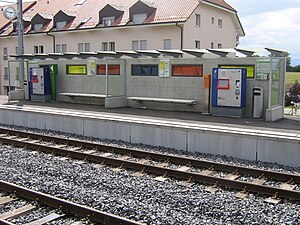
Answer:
[{"left": 253, "top": 87, "right": 263, "bottom": 118}]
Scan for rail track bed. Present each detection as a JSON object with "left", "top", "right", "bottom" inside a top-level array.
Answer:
[
  {"left": 0, "top": 126, "right": 299, "bottom": 224},
  {"left": 0, "top": 180, "right": 141, "bottom": 225}
]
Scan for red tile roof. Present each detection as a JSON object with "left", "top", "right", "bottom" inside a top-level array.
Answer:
[
  {"left": 205, "top": 0, "right": 236, "bottom": 12},
  {"left": 0, "top": 0, "right": 237, "bottom": 35}
]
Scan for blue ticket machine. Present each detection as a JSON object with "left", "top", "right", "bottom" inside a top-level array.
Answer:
[
  {"left": 212, "top": 68, "right": 247, "bottom": 117},
  {"left": 30, "top": 67, "right": 51, "bottom": 102}
]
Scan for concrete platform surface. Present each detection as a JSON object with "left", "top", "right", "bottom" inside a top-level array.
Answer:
[{"left": 2, "top": 99, "right": 299, "bottom": 133}]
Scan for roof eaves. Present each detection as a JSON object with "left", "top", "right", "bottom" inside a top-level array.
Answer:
[
  {"left": 202, "top": 0, "right": 237, "bottom": 13},
  {"left": 234, "top": 14, "right": 245, "bottom": 37},
  {"left": 109, "top": 4, "right": 124, "bottom": 12},
  {"left": 61, "top": 10, "right": 77, "bottom": 18}
]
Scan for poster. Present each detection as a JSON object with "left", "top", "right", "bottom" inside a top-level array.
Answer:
[{"left": 159, "top": 59, "right": 170, "bottom": 78}]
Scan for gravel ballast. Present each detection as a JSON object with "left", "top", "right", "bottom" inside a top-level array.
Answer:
[{"left": 0, "top": 125, "right": 299, "bottom": 224}]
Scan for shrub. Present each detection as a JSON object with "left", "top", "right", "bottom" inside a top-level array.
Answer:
[{"left": 285, "top": 80, "right": 300, "bottom": 106}]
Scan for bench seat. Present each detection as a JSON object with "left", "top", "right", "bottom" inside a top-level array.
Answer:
[
  {"left": 59, "top": 93, "right": 107, "bottom": 98},
  {"left": 127, "top": 97, "right": 197, "bottom": 105}
]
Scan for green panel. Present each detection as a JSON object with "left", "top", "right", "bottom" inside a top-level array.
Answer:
[{"left": 49, "top": 64, "right": 58, "bottom": 101}]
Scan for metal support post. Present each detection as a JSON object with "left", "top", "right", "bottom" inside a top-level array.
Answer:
[{"left": 17, "top": 0, "right": 24, "bottom": 92}]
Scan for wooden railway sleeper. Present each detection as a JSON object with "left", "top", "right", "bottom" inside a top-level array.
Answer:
[
  {"left": 265, "top": 192, "right": 282, "bottom": 204},
  {"left": 235, "top": 187, "right": 250, "bottom": 199}
]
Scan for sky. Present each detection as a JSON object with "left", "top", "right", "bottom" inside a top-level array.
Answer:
[
  {"left": 1, "top": 0, "right": 300, "bottom": 65},
  {"left": 226, "top": 0, "right": 300, "bottom": 66}
]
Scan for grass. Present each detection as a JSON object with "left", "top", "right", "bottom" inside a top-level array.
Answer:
[{"left": 285, "top": 72, "right": 300, "bottom": 85}]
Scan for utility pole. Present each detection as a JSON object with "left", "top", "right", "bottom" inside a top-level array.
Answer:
[{"left": 17, "top": 0, "right": 24, "bottom": 93}]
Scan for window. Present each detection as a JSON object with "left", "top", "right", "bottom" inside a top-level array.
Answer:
[
  {"left": 172, "top": 65, "right": 203, "bottom": 77},
  {"left": 132, "top": 65, "right": 158, "bottom": 76},
  {"left": 66, "top": 65, "right": 87, "bottom": 75},
  {"left": 78, "top": 43, "right": 84, "bottom": 52},
  {"left": 211, "top": 42, "right": 214, "bottom": 49},
  {"left": 211, "top": 17, "right": 214, "bottom": 24},
  {"left": 56, "top": 44, "right": 61, "bottom": 53},
  {"left": 34, "top": 46, "right": 38, "bottom": 54},
  {"left": 4, "top": 67, "right": 9, "bottom": 80},
  {"left": 132, "top": 40, "right": 147, "bottom": 50},
  {"left": 236, "top": 36, "right": 240, "bottom": 46},
  {"left": 132, "top": 40, "right": 139, "bottom": 51},
  {"left": 62, "top": 44, "right": 67, "bottom": 53},
  {"left": 78, "top": 43, "right": 90, "bottom": 52},
  {"left": 3, "top": 47, "right": 8, "bottom": 60},
  {"left": 39, "top": 46, "right": 44, "bottom": 53},
  {"left": 218, "top": 19, "right": 222, "bottom": 28},
  {"left": 140, "top": 40, "right": 147, "bottom": 50},
  {"left": 103, "top": 16, "right": 115, "bottom": 27},
  {"left": 109, "top": 42, "right": 115, "bottom": 51},
  {"left": 164, "top": 39, "right": 171, "bottom": 50},
  {"left": 56, "top": 44, "right": 67, "bottom": 53},
  {"left": 75, "top": 0, "right": 87, "bottom": 6},
  {"left": 97, "top": 65, "right": 120, "bottom": 75},
  {"left": 102, "top": 42, "right": 115, "bottom": 51},
  {"left": 218, "top": 43, "right": 222, "bottom": 49},
  {"left": 196, "top": 14, "right": 201, "bottom": 27},
  {"left": 195, "top": 40, "right": 200, "bottom": 49},
  {"left": 56, "top": 21, "right": 66, "bottom": 30},
  {"left": 84, "top": 43, "right": 90, "bottom": 52},
  {"left": 34, "top": 24, "right": 43, "bottom": 32},
  {"left": 102, "top": 42, "right": 108, "bottom": 51},
  {"left": 34, "top": 45, "right": 44, "bottom": 54},
  {"left": 132, "top": 13, "right": 147, "bottom": 24}
]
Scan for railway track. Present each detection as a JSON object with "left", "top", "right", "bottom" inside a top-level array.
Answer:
[
  {"left": 0, "top": 180, "right": 142, "bottom": 225},
  {"left": 0, "top": 127, "right": 299, "bottom": 203}
]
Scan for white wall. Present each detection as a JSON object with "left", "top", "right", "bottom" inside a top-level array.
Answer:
[{"left": 184, "top": 3, "right": 237, "bottom": 49}]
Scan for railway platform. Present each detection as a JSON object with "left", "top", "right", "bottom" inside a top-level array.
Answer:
[{"left": 0, "top": 97, "right": 299, "bottom": 168}]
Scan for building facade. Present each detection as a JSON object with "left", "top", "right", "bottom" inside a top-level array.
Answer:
[{"left": 0, "top": 0, "right": 244, "bottom": 95}]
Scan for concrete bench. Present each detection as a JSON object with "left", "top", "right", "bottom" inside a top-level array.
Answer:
[
  {"left": 59, "top": 93, "right": 108, "bottom": 98},
  {"left": 127, "top": 97, "right": 197, "bottom": 105}
]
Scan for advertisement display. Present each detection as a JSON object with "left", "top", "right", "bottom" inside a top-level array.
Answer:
[{"left": 159, "top": 60, "right": 170, "bottom": 78}]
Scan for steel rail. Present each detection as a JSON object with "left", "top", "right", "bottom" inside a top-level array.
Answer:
[
  {"left": 0, "top": 135, "right": 299, "bottom": 201},
  {"left": 0, "top": 219, "right": 15, "bottom": 225},
  {"left": 0, "top": 127, "right": 299, "bottom": 184},
  {"left": 0, "top": 180, "right": 142, "bottom": 225}
]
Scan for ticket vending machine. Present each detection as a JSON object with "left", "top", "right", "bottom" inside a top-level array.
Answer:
[
  {"left": 212, "top": 68, "right": 247, "bottom": 117},
  {"left": 30, "top": 67, "right": 51, "bottom": 102}
]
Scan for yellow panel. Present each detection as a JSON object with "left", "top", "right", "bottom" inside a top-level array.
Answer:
[
  {"left": 67, "top": 65, "right": 87, "bottom": 75},
  {"left": 220, "top": 65, "right": 254, "bottom": 78}
]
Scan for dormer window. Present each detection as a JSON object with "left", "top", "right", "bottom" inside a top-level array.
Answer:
[
  {"left": 13, "top": 17, "right": 31, "bottom": 32},
  {"left": 129, "top": 0, "right": 157, "bottom": 24},
  {"left": 132, "top": 13, "right": 147, "bottom": 24},
  {"left": 53, "top": 10, "right": 76, "bottom": 31},
  {"left": 103, "top": 16, "right": 115, "bottom": 27},
  {"left": 99, "top": 4, "right": 124, "bottom": 27},
  {"left": 31, "top": 13, "right": 52, "bottom": 32},
  {"left": 34, "top": 24, "right": 43, "bottom": 32},
  {"left": 56, "top": 21, "right": 66, "bottom": 30}
]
